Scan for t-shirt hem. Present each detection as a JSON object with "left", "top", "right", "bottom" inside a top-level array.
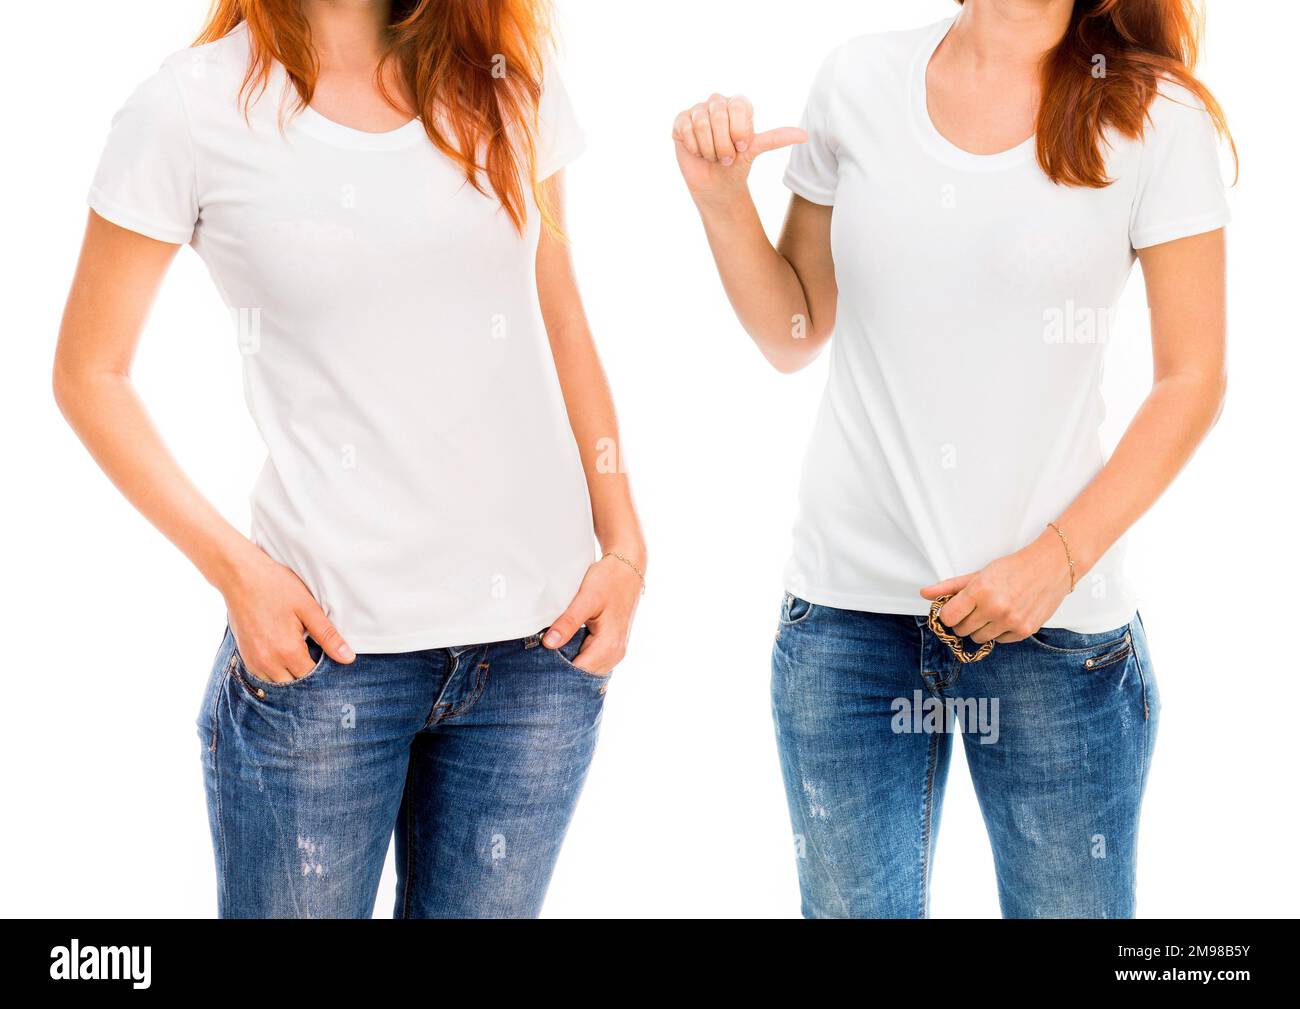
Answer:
[
  {"left": 782, "top": 170, "right": 835, "bottom": 206},
  {"left": 336, "top": 608, "right": 571, "bottom": 655},
  {"left": 784, "top": 579, "right": 1138, "bottom": 634},
  {"left": 88, "top": 188, "right": 194, "bottom": 245},
  {"left": 1130, "top": 208, "right": 1229, "bottom": 250},
  {"left": 785, "top": 583, "right": 930, "bottom": 619}
]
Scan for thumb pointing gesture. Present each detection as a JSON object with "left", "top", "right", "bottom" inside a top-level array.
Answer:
[
  {"left": 673, "top": 93, "right": 806, "bottom": 199},
  {"left": 748, "top": 126, "right": 809, "bottom": 157}
]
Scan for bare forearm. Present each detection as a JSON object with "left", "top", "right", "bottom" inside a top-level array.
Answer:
[
  {"left": 546, "top": 318, "right": 645, "bottom": 567},
  {"left": 53, "top": 368, "right": 256, "bottom": 590},
  {"left": 696, "top": 194, "right": 819, "bottom": 371},
  {"left": 1054, "top": 371, "right": 1226, "bottom": 574}
]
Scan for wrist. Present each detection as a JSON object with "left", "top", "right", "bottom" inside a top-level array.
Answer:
[
  {"left": 596, "top": 518, "right": 646, "bottom": 567},
  {"left": 1044, "top": 521, "right": 1105, "bottom": 579},
  {"left": 201, "top": 533, "right": 262, "bottom": 597},
  {"left": 599, "top": 547, "right": 647, "bottom": 596},
  {"left": 1035, "top": 524, "right": 1080, "bottom": 593},
  {"left": 600, "top": 540, "right": 647, "bottom": 573},
  {"left": 693, "top": 186, "right": 756, "bottom": 221}
]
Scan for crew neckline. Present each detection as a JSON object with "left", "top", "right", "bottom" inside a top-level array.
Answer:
[
  {"left": 909, "top": 17, "right": 1036, "bottom": 172},
  {"left": 294, "top": 104, "right": 426, "bottom": 151},
  {"left": 222, "top": 23, "right": 426, "bottom": 153}
]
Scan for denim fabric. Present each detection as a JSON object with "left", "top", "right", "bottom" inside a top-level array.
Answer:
[
  {"left": 197, "top": 625, "right": 607, "bottom": 918},
  {"left": 771, "top": 594, "right": 1158, "bottom": 919}
]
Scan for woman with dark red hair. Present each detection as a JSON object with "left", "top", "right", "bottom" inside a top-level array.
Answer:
[
  {"left": 56, "top": 0, "right": 644, "bottom": 918},
  {"left": 674, "top": 0, "right": 1232, "bottom": 918}
]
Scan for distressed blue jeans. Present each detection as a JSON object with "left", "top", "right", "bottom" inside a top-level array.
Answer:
[
  {"left": 771, "top": 594, "right": 1158, "bottom": 918},
  {"left": 197, "top": 625, "right": 607, "bottom": 918}
]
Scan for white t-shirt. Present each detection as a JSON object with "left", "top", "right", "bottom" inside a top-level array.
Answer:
[
  {"left": 782, "top": 17, "right": 1230, "bottom": 632},
  {"left": 89, "top": 24, "right": 594, "bottom": 652}
]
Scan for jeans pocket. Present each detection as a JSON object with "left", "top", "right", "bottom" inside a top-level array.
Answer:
[
  {"left": 231, "top": 634, "right": 330, "bottom": 700},
  {"left": 1028, "top": 623, "right": 1133, "bottom": 670},
  {"left": 550, "top": 626, "right": 607, "bottom": 680},
  {"left": 779, "top": 593, "right": 815, "bottom": 626}
]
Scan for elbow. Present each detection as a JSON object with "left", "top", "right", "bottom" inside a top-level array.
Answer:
[
  {"left": 52, "top": 356, "right": 94, "bottom": 427},
  {"left": 766, "top": 352, "right": 806, "bottom": 375},
  {"left": 1209, "top": 369, "right": 1228, "bottom": 428},
  {"left": 51, "top": 359, "right": 75, "bottom": 422},
  {"left": 761, "top": 333, "right": 828, "bottom": 375}
]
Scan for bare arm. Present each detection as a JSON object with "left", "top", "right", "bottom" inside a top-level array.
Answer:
[
  {"left": 925, "top": 229, "right": 1228, "bottom": 642},
  {"left": 1057, "top": 231, "right": 1228, "bottom": 569},
  {"left": 54, "top": 211, "right": 353, "bottom": 680},
  {"left": 534, "top": 172, "right": 646, "bottom": 674},
  {"left": 673, "top": 95, "right": 835, "bottom": 372}
]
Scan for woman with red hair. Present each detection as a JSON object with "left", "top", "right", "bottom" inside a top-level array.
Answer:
[
  {"left": 674, "top": 0, "right": 1232, "bottom": 917},
  {"left": 56, "top": 0, "right": 644, "bottom": 918}
]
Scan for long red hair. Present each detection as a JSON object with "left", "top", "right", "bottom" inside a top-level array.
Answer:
[
  {"left": 196, "top": 0, "right": 556, "bottom": 232},
  {"left": 957, "top": 0, "right": 1235, "bottom": 187}
]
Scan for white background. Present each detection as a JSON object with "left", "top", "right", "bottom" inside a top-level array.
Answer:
[{"left": 1, "top": 0, "right": 1295, "bottom": 918}]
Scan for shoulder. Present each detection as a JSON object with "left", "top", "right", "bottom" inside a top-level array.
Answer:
[
  {"left": 1104, "top": 76, "right": 1221, "bottom": 172},
  {"left": 1144, "top": 78, "right": 1215, "bottom": 131},
  {"left": 1125, "top": 77, "right": 1224, "bottom": 167},
  {"left": 156, "top": 22, "right": 254, "bottom": 104},
  {"left": 813, "top": 19, "right": 948, "bottom": 96},
  {"left": 833, "top": 19, "right": 947, "bottom": 63},
  {"left": 538, "top": 48, "right": 570, "bottom": 101}
]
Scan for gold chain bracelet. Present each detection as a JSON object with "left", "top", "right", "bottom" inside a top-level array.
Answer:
[
  {"left": 1046, "top": 522, "right": 1077, "bottom": 593},
  {"left": 602, "top": 551, "right": 646, "bottom": 594},
  {"left": 927, "top": 595, "right": 995, "bottom": 664}
]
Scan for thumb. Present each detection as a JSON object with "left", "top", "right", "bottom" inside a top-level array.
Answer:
[
  {"left": 543, "top": 593, "right": 595, "bottom": 649},
  {"left": 920, "top": 574, "right": 974, "bottom": 601},
  {"left": 298, "top": 603, "right": 356, "bottom": 663},
  {"left": 749, "top": 126, "right": 808, "bottom": 157}
]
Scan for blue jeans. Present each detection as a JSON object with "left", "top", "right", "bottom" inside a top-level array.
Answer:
[
  {"left": 771, "top": 594, "right": 1158, "bottom": 918},
  {"left": 196, "top": 625, "right": 607, "bottom": 918}
]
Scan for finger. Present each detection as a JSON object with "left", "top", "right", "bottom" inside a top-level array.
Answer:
[
  {"left": 749, "top": 126, "right": 808, "bottom": 156},
  {"left": 288, "top": 644, "right": 317, "bottom": 680},
  {"left": 297, "top": 603, "right": 355, "bottom": 663},
  {"left": 937, "top": 590, "right": 976, "bottom": 628},
  {"left": 995, "top": 630, "right": 1029, "bottom": 644},
  {"left": 543, "top": 595, "right": 596, "bottom": 649},
  {"left": 691, "top": 103, "right": 717, "bottom": 162},
  {"left": 951, "top": 612, "right": 990, "bottom": 638},
  {"left": 243, "top": 652, "right": 295, "bottom": 685},
  {"left": 727, "top": 95, "right": 754, "bottom": 153},
  {"left": 707, "top": 94, "right": 736, "bottom": 164},
  {"left": 969, "top": 622, "right": 1004, "bottom": 645},
  {"left": 673, "top": 110, "right": 699, "bottom": 157},
  {"left": 921, "top": 573, "right": 974, "bottom": 601},
  {"left": 571, "top": 636, "right": 619, "bottom": 677}
]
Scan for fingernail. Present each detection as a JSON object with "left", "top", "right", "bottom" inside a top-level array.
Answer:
[
  {"left": 339, "top": 644, "right": 355, "bottom": 661},
  {"left": 544, "top": 630, "right": 561, "bottom": 647},
  {"left": 735, "top": 141, "right": 748, "bottom": 152},
  {"left": 721, "top": 156, "right": 734, "bottom": 166}
]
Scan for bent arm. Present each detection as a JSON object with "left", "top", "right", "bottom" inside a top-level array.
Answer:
[
  {"left": 695, "top": 193, "right": 837, "bottom": 373},
  {"left": 53, "top": 211, "right": 259, "bottom": 589},
  {"left": 55, "top": 211, "right": 352, "bottom": 678},
  {"left": 1051, "top": 229, "right": 1228, "bottom": 577},
  {"left": 924, "top": 228, "right": 1228, "bottom": 640}
]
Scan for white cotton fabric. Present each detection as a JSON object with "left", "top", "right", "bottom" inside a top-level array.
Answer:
[
  {"left": 783, "top": 17, "right": 1230, "bottom": 631},
  {"left": 89, "top": 23, "right": 594, "bottom": 651}
]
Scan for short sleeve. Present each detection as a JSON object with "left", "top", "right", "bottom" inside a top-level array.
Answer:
[
  {"left": 1128, "top": 87, "right": 1230, "bottom": 250},
  {"left": 783, "top": 48, "right": 841, "bottom": 206},
  {"left": 536, "top": 57, "right": 585, "bottom": 181},
  {"left": 88, "top": 64, "right": 198, "bottom": 245}
]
